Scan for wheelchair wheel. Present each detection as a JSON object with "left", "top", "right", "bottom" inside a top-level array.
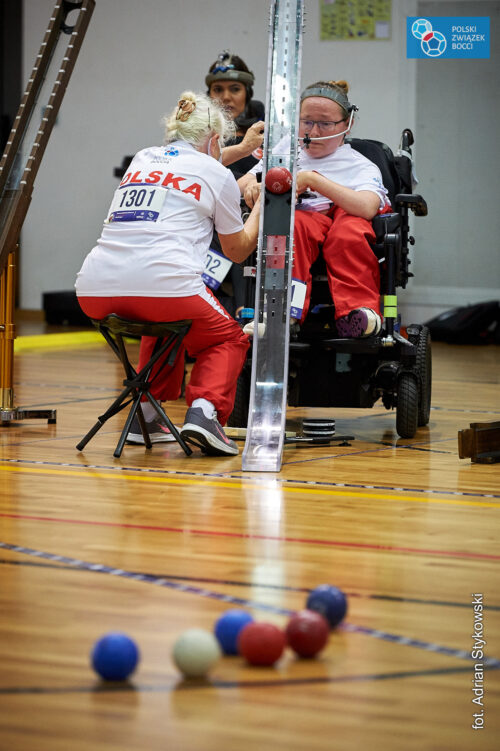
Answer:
[
  {"left": 416, "top": 326, "right": 432, "bottom": 426},
  {"left": 396, "top": 372, "right": 418, "bottom": 439},
  {"left": 227, "top": 365, "right": 250, "bottom": 428}
]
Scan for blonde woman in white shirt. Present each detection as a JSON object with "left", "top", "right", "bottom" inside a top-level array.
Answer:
[
  {"left": 240, "top": 80, "right": 391, "bottom": 338},
  {"left": 76, "top": 91, "right": 260, "bottom": 456}
]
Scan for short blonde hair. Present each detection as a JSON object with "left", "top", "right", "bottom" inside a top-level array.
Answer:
[{"left": 163, "top": 90, "right": 235, "bottom": 148}]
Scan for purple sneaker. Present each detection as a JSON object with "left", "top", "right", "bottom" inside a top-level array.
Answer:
[
  {"left": 336, "top": 308, "right": 382, "bottom": 338},
  {"left": 180, "top": 407, "right": 238, "bottom": 457}
]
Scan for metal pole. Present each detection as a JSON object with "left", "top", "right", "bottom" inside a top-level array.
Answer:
[{"left": 0, "top": 0, "right": 95, "bottom": 425}]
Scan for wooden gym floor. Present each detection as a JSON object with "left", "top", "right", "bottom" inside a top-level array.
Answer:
[{"left": 0, "top": 320, "right": 499, "bottom": 750}]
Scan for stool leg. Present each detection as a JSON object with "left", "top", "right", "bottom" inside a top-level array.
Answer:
[
  {"left": 76, "top": 418, "right": 107, "bottom": 452},
  {"left": 113, "top": 395, "right": 153, "bottom": 458},
  {"left": 76, "top": 385, "right": 136, "bottom": 451},
  {"left": 146, "top": 393, "right": 193, "bottom": 457},
  {"left": 135, "top": 402, "right": 153, "bottom": 449}
]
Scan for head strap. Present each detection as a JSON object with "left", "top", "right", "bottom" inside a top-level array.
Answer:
[
  {"left": 205, "top": 68, "right": 254, "bottom": 87},
  {"left": 205, "top": 50, "right": 254, "bottom": 88},
  {"left": 300, "top": 85, "right": 355, "bottom": 115}
]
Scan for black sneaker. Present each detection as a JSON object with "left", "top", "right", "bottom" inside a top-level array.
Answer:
[
  {"left": 180, "top": 407, "right": 238, "bottom": 457},
  {"left": 126, "top": 413, "right": 176, "bottom": 444}
]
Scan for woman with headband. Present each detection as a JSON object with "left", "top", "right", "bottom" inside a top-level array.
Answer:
[
  {"left": 76, "top": 91, "right": 261, "bottom": 457},
  {"left": 240, "top": 80, "right": 391, "bottom": 338},
  {"left": 205, "top": 51, "right": 265, "bottom": 320},
  {"left": 206, "top": 51, "right": 265, "bottom": 179}
]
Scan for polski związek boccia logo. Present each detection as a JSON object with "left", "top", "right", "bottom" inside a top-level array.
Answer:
[{"left": 411, "top": 18, "right": 447, "bottom": 57}]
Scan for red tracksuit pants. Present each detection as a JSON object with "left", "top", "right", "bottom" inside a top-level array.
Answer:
[
  {"left": 77, "top": 290, "right": 249, "bottom": 425},
  {"left": 293, "top": 205, "right": 386, "bottom": 321}
]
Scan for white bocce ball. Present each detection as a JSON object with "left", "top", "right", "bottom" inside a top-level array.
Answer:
[{"left": 172, "top": 628, "right": 221, "bottom": 678}]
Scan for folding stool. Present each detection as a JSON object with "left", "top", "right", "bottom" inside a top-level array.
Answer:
[{"left": 76, "top": 314, "right": 192, "bottom": 458}]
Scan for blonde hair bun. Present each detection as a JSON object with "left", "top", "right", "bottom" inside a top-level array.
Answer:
[
  {"left": 329, "top": 79, "right": 349, "bottom": 94},
  {"left": 163, "top": 90, "right": 235, "bottom": 148}
]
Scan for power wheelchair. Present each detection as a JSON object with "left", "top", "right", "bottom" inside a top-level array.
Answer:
[{"left": 228, "top": 129, "right": 430, "bottom": 439}]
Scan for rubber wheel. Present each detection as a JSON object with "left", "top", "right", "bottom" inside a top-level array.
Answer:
[
  {"left": 416, "top": 326, "right": 432, "bottom": 426},
  {"left": 227, "top": 365, "right": 250, "bottom": 428},
  {"left": 396, "top": 372, "right": 418, "bottom": 439}
]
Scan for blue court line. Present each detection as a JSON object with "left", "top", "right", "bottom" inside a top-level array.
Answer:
[
  {"left": 0, "top": 664, "right": 487, "bottom": 695},
  {"left": 2, "top": 457, "right": 498, "bottom": 500},
  {"left": 430, "top": 405, "right": 500, "bottom": 416},
  {"left": 2, "top": 542, "right": 499, "bottom": 668},
  {"left": 2, "top": 557, "right": 499, "bottom": 611}
]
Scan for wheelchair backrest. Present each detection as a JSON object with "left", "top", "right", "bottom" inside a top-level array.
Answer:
[{"left": 347, "top": 138, "right": 402, "bottom": 206}]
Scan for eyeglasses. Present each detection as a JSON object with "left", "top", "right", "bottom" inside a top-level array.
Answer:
[{"left": 299, "top": 118, "right": 345, "bottom": 132}]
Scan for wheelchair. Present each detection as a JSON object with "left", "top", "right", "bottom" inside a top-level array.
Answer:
[{"left": 228, "top": 128, "right": 430, "bottom": 439}]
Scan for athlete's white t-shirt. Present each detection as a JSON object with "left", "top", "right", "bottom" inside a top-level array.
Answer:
[
  {"left": 76, "top": 141, "right": 244, "bottom": 297},
  {"left": 250, "top": 137, "right": 389, "bottom": 212}
]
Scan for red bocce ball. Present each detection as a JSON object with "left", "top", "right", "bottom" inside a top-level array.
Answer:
[
  {"left": 265, "top": 166, "right": 293, "bottom": 194},
  {"left": 285, "top": 610, "right": 330, "bottom": 658},
  {"left": 238, "top": 622, "right": 286, "bottom": 666}
]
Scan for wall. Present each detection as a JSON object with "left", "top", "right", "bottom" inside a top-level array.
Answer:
[
  {"left": 405, "top": 0, "right": 500, "bottom": 322},
  {"left": 20, "top": 1, "right": 500, "bottom": 322},
  {"left": 20, "top": 0, "right": 419, "bottom": 311}
]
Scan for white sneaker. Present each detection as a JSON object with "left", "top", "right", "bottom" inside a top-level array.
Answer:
[
  {"left": 243, "top": 314, "right": 267, "bottom": 337},
  {"left": 243, "top": 314, "right": 299, "bottom": 337}
]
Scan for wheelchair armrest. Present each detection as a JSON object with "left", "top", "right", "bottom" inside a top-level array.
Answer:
[
  {"left": 395, "top": 193, "right": 428, "bottom": 217},
  {"left": 372, "top": 212, "right": 401, "bottom": 243}
]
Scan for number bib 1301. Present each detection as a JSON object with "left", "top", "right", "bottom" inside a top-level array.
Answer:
[
  {"left": 106, "top": 184, "right": 168, "bottom": 223},
  {"left": 202, "top": 248, "right": 232, "bottom": 291}
]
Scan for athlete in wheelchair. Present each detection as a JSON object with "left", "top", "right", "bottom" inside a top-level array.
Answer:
[{"left": 233, "top": 79, "right": 429, "bottom": 439}]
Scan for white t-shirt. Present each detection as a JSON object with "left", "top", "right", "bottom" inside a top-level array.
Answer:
[
  {"left": 250, "top": 136, "right": 389, "bottom": 212},
  {"left": 76, "top": 141, "right": 244, "bottom": 297}
]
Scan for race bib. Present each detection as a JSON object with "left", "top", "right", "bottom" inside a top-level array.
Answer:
[
  {"left": 290, "top": 278, "right": 307, "bottom": 319},
  {"left": 106, "top": 185, "right": 168, "bottom": 223},
  {"left": 202, "top": 249, "right": 232, "bottom": 290}
]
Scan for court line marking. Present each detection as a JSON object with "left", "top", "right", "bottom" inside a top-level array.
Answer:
[
  {"left": 14, "top": 331, "right": 104, "bottom": 352},
  {"left": 1, "top": 462, "right": 498, "bottom": 509},
  {"left": 3, "top": 558, "right": 499, "bottom": 611},
  {"left": 430, "top": 405, "right": 500, "bottom": 416},
  {"left": 2, "top": 542, "right": 498, "bottom": 668},
  {"left": 3, "top": 457, "right": 498, "bottom": 500},
  {"left": 0, "top": 665, "right": 490, "bottom": 695},
  {"left": 3, "top": 510, "right": 500, "bottom": 561},
  {"left": 282, "top": 443, "right": 452, "bottom": 466}
]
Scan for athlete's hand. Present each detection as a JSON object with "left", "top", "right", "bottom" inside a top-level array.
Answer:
[
  {"left": 295, "top": 170, "right": 315, "bottom": 198},
  {"left": 243, "top": 181, "right": 261, "bottom": 209},
  {"left": 241, "top": 121, "right": 265, "bottom": 154}
]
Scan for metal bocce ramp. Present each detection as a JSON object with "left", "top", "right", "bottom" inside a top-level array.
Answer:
[
  {"left": 241, "top": 0, "right": 304, "bottom": 472},
  {"left": 0, "top": 0, "right": 95, "bottom": 425}
]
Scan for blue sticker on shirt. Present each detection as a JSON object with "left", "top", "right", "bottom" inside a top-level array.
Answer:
[{"left": 109, "top": 210, "right": 160, "bottom": 223}]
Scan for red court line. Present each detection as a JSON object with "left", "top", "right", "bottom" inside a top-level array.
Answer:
[{"left": 2, "top": 512, "right": 499, "bottom": 561}]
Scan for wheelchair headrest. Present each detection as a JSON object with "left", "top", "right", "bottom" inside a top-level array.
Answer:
[{"left": 346, "top": 138, "right": 401, "bottom": 205}]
